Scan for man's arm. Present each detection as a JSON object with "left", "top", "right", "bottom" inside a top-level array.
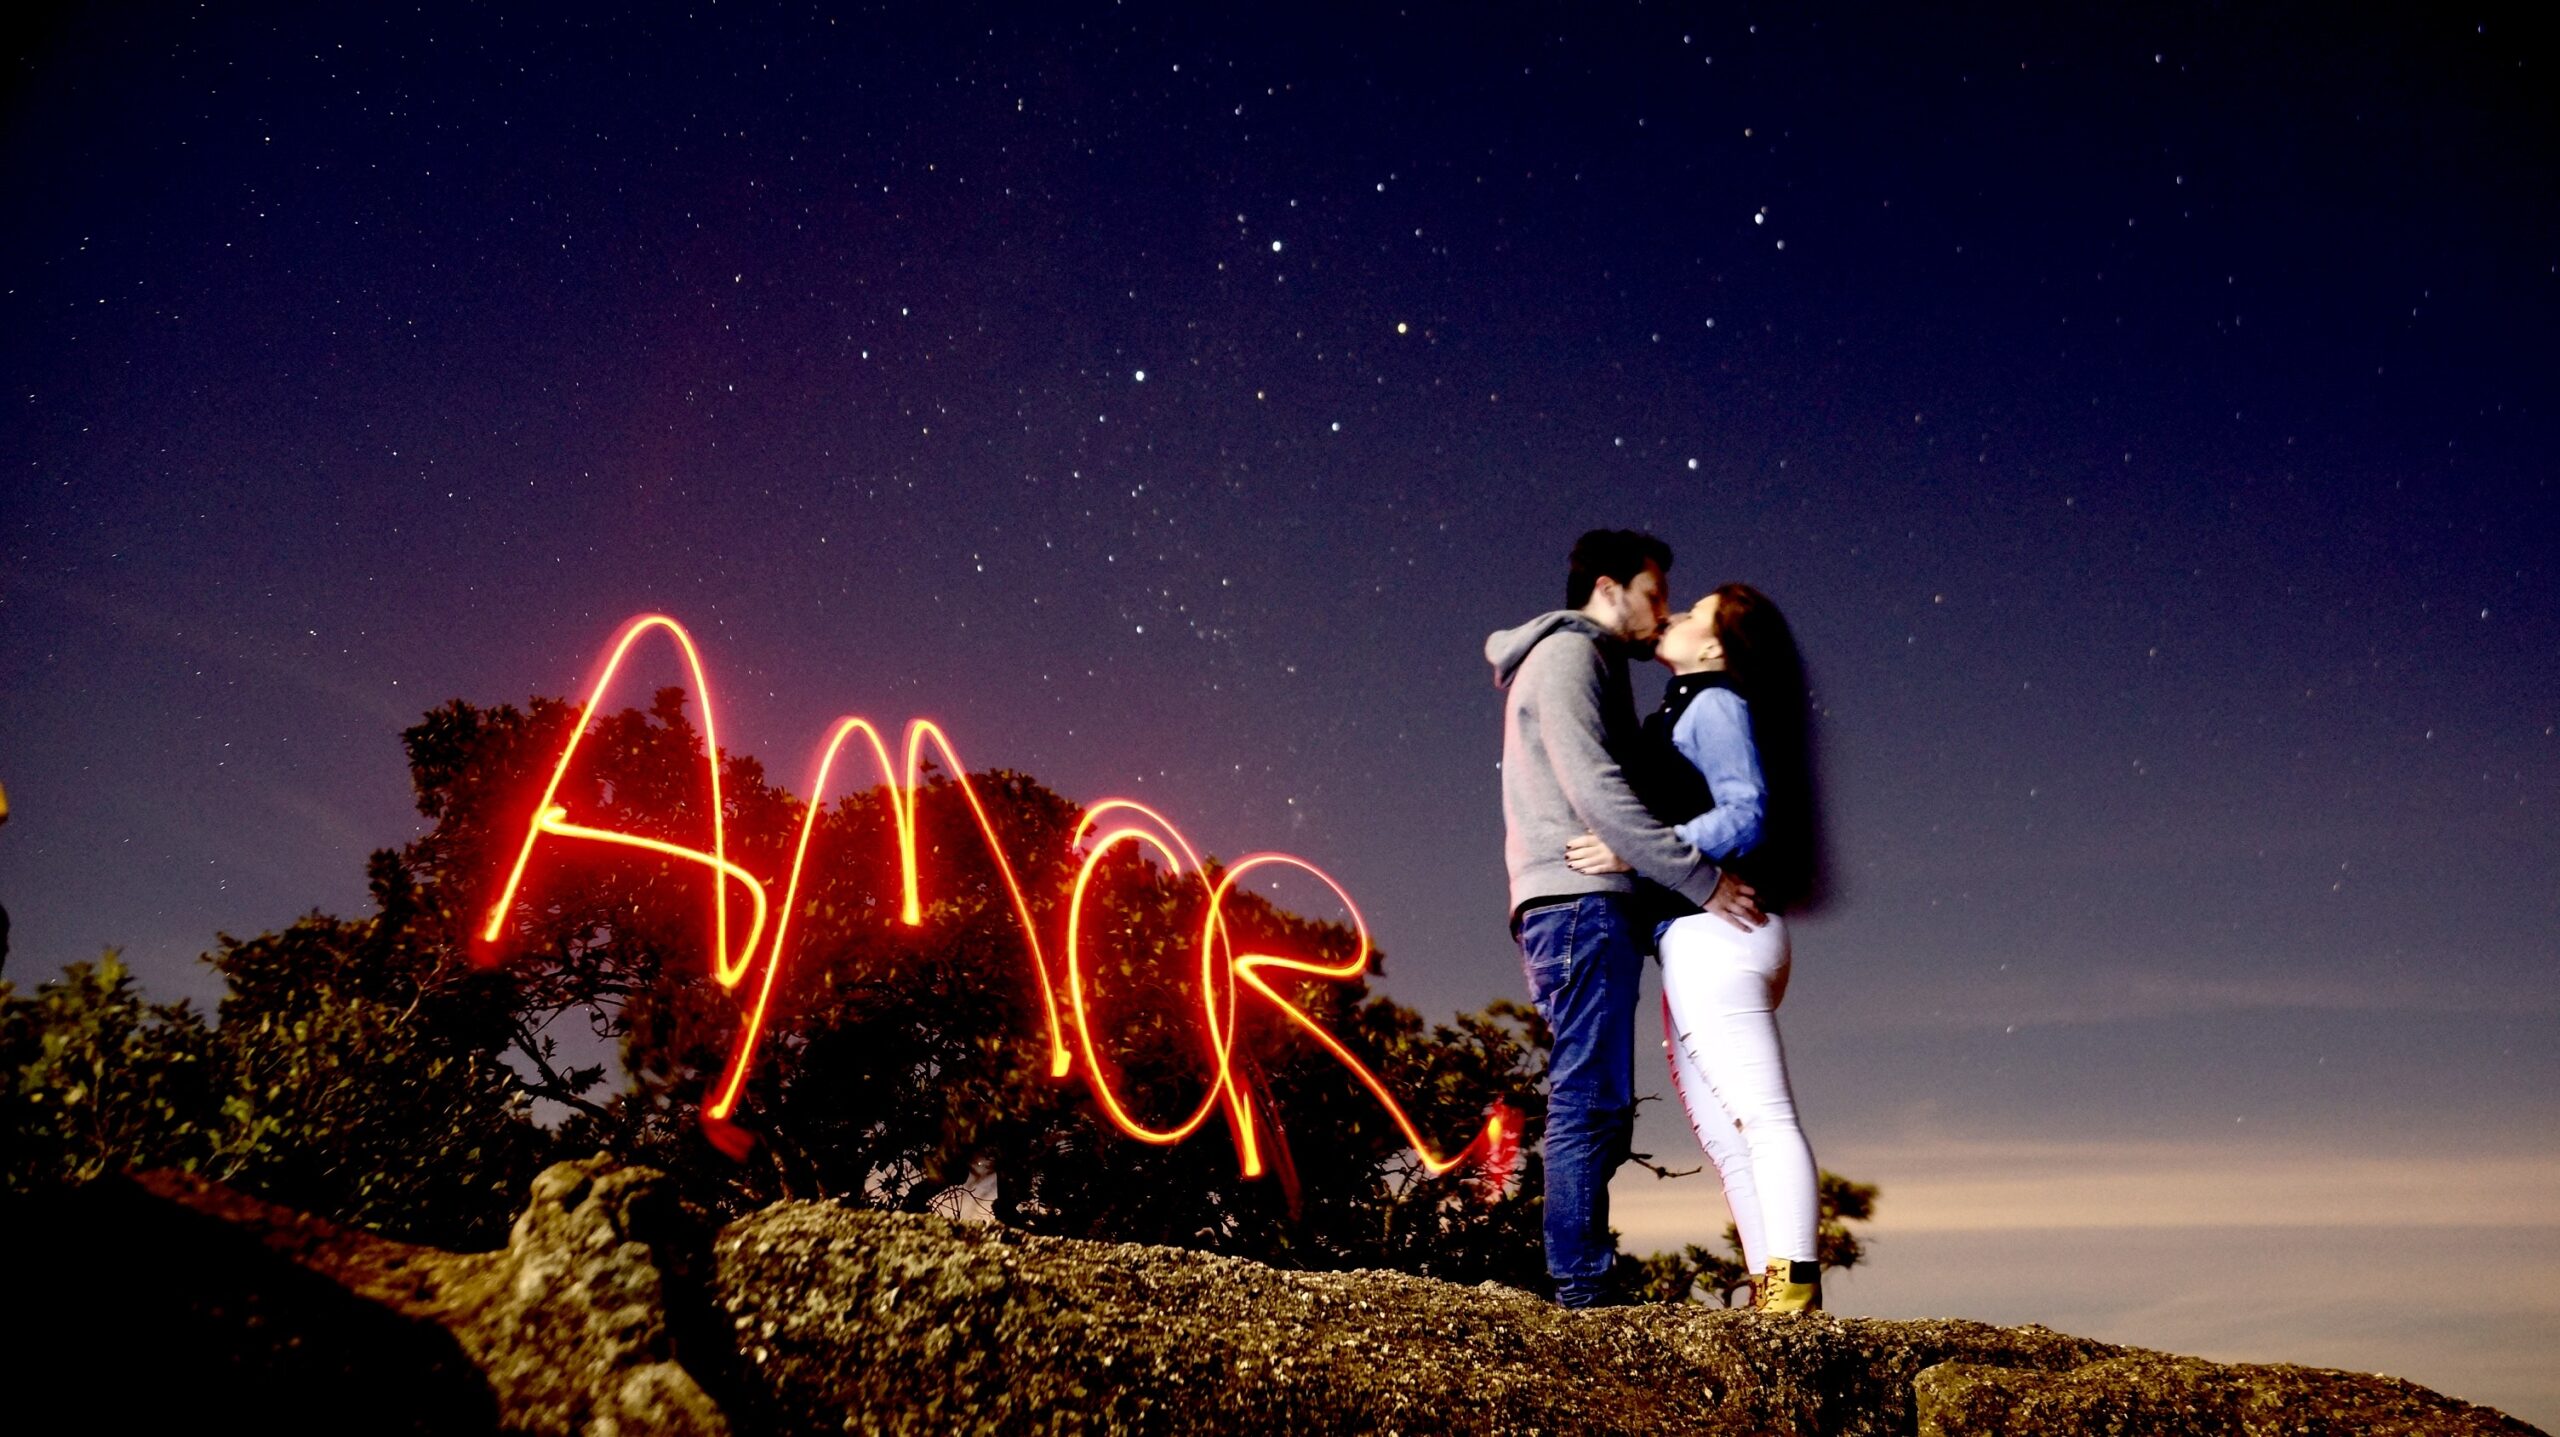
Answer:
[{"left": 1524, "top": 637, "right": 1725, "bottom": 907}]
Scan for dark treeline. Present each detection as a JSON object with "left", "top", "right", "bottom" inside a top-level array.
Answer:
[{"left": 0, "top": 691, "right": 1871, "bottom": 1301}]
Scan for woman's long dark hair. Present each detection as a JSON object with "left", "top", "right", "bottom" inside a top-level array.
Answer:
[{"left": 1708, "top": 583, "right": 1828, "bottom": 912}]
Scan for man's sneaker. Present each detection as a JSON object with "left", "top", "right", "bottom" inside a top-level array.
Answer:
[{"left": 1758, "top": 1258, "right": 1822, "bottom": 1313}]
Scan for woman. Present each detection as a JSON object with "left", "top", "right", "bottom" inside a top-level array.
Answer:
[{"left": 1566, "top": 582, "right": 1824, "bottom": 1311}]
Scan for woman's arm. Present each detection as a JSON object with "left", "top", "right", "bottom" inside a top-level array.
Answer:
[{"left": 1671, "top": 689, "right": 1765, "bottom": 860}]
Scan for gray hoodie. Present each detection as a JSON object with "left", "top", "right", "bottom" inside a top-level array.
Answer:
[{"left": 1486, "top": 611, "right": 1723, "bottom": 916}]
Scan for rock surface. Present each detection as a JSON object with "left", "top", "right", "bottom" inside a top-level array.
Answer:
[
  {"left": 715, "top": 1198, "right": 2542, "bottom": 1437},
  {"left": 27, "top": 1157, "right": 2543, "bottom": 1437},
  {"left": 1914, "top": 1355, "right": 2540, "bottom": 1437},
  {"left": 27, "top": 1158, "right": 727, "bottom": 1437}
]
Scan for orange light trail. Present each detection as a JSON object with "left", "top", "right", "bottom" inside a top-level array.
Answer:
[
  {"left": 1062, "top": 825, "right": 1260, "bottom": 1173},
  {"left": 476, "top": 613, "right": 1506, "bottom": 1182},
  {"left": 480, "top": 615, "right": 748, "bottom": 976},
  {"left": 705, "top": 713, "right": 1072, "bottom": 1131},
  {"left": 1213, "top": 855, "right": 1504, "bottom": 1178}
]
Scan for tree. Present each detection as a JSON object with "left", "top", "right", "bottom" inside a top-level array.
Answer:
[
  {"left": 1621, "top": 1169, "right": 1882, "bottom": 1305},
  {"left": 0, "top": 886, "right": 548, "bottom": 1250},
  {"left": 1, "top": 950, "right": 219, "bottom": 1189},
  {"left": 200, "top": 852, "right": 553, "bottom": 1248}
]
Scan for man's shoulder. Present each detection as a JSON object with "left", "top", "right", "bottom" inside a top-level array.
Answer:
[
  {"left": 1517, "top": 624, "right": 1605, "bottom": 672},
  {"left": 1510, "top": 628, "right": 1609, "bottom": 717}
]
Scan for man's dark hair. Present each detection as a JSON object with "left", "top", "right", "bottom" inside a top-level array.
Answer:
[{"left": 1565, "top": 529, "right": 1673, "bottom": 609}]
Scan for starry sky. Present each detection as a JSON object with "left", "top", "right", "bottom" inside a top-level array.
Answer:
[{"left": 4, "top": 2, "right": 2554, "bottom": 1422}]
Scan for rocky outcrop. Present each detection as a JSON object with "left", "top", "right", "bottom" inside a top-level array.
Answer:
[
  {"left": 31, "top": 1158, "right": 2542, "bottom": 1437},
  {"left": 28, "top": 1158, "right": 727, "bottom": 1437},
  {"left": 716, "top": 1196, "right": 2110, "bottom": 1434},
  {"left": 430, "top": 1155, "right": 732, "bottom": 1436},
  {"left": 714, "top": 1198, "right": 2541, "bottom": 1437},
  {"left": 1913, "top": 1355, "right": 2538, "bottom": 1437}
]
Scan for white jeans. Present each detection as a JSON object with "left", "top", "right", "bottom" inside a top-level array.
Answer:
[{"left": 1660, "top": 910, "right": 1817, "bottom": 1270}]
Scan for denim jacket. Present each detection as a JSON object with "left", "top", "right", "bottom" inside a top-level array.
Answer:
[{"left": 1662, "top": 674, "right": 1765, "bottom": 862}]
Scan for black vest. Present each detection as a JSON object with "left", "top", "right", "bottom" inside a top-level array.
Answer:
[
  {"left": 1640, "top": 671, "right": 1802, "bottom": 912},
  {"left": 1637, "top": 671, "right": 1732, "bottom": 827}
]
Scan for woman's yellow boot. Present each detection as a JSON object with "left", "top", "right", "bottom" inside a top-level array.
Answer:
[{"left": 1758, "top": 1259, "right": 1822, "bottom": 1313}]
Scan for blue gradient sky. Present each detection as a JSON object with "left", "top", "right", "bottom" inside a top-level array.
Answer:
[{"left": 4, "top": 2, "right": 2553, "bottom": 1423}]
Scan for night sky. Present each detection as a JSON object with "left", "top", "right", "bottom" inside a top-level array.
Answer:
[{"left": 5, "top": 2, "right": 2554, "bottom": 1421}]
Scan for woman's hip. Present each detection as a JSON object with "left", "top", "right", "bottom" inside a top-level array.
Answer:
[{"left": 1659, "top": 910, "right": 1790, "bottom": 988}]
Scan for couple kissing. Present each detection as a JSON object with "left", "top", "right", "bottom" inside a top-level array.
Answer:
[{"left": 1488, "top": 529, "right": 1821, "bottom": 1312}]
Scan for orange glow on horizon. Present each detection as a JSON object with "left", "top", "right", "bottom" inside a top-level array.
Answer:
[{"left": 475, "top": 613, "right": 1506, "bottom": 1183}]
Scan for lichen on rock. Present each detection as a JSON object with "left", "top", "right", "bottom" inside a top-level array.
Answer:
[{"left": 34, "top": 1156, "right": 2543, "bottom": 1437}]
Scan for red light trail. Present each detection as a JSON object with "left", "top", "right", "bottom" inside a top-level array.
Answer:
[{"left": 478, "top": 613, "right": 1510, "bottom": 1179}]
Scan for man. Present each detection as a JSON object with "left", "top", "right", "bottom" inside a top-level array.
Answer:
[{"left": 1485, "top": 529, "right": 1761, "bottom": 1307}]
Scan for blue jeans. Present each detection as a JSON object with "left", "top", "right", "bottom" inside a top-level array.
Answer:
[{"left": 1517, "top": 894, "right": 1643, "bottom": 1307}]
